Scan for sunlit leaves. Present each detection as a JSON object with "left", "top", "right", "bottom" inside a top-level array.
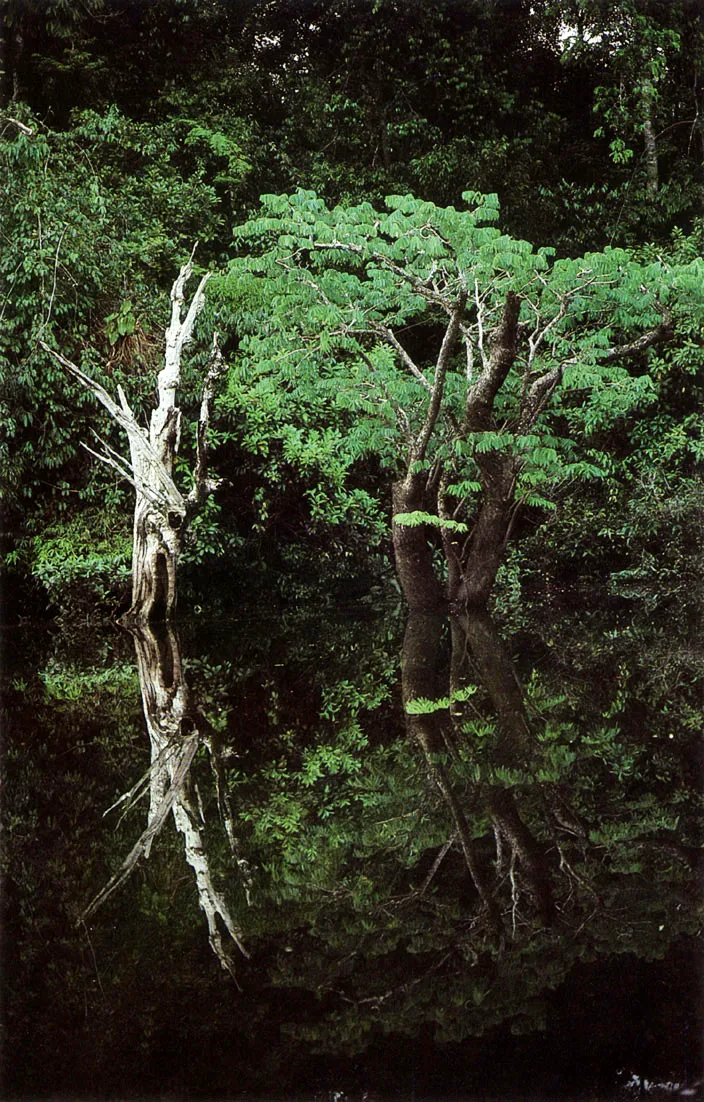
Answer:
[
  {"left": 393, "top": 511, "right": 469, "bottom": 533},
  {"left": 405, "top": 685, "right": 477, "bottom": 715},
  {"left": 216, "top": 186, "right": 698, "bottom": 545}
]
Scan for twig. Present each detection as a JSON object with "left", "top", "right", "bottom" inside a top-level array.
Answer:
[
  {"left": 41, "top": 225, "right": 67, "bottom": 335},
  {"left": 375, "top": 324, "right": 432, "bottom": 391}
]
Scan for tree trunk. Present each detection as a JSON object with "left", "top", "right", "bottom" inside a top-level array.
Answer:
[
  {"left": 127, "top": 499, "right": 181, "bottom": 623},
  {"left": 642, "top": 87, "right": 659, "bottom": 198},
  {"left": 392, "top": 473, "right": 446, "bottom": 613},
  {"left": 120, "top": 257, "right": 209, "bottom": 624},
  {"left": 42, "top": 254, "right": 225, "bottom": 626},
  {"left": 394, "top": 464, "right": 502, "bottom": 931}
]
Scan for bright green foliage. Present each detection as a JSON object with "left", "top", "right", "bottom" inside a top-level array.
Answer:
[
  {"left": 215, "top": 188, "right": 698, "bottom": 540},
  {"left": 405, "top": 686, "right": 477, "bottom": 715},
  {"left": 0, "top": 104, "right": 252, "bottom": 601},
  {"left": 28, "top": 514, "right": 131, "bottom": 613},
  {"left": 4, "top": 1, "right": 702, "bottom": 612}
]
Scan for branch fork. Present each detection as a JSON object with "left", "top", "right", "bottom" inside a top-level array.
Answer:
[{"left": 40, "top": 251, "right": 223, "bottom": 624}]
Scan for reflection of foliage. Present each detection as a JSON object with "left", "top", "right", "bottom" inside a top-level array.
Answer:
[
  {"left": 223, "top": 598, "right": 702, "bottom": 1059},
  {"left": 4, "top": 587, "right": 702, "bottom": 1096},
  {"left": 40, "top": 659, "right": 138, "bottom": 701},
  {"left": 183, "top": 656, "right": 234, "bottom": 732}
]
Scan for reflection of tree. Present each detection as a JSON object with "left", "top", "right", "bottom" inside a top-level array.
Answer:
[
  {"left": 231, "top": 598, "right": 702, "bottom": 1060},
  {"left": 71, "top": 600, "right": 699, "bottom": 1058},
  {"left": 7, "top": 598, "right": 702, "bottom": 1097},
  {"left": 393, "top": 424, "right": 557, "bottom": 940},
  {"left": 82, "top": 623, "right": 248, "bottom": 981},
  {"left": 253, "top": 745, "right": 700, "bottom": 1058}
]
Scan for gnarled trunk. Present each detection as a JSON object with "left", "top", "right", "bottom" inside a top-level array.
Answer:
[
  {"left": 127, "top": 500, "right": 182, "bottom": 623},
  {"left": 119, "top": 256, "right": 212, "bottom": 625},
  {"left": 42, "top": 253, "right": 225, "bottom": 626},
  {"left": 81, "top": 621, "right": 248, "bottom": 979}
]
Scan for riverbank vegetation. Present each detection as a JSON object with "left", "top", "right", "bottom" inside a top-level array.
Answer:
[
  {"left": 2, "top": 0, "right": 703, "bottom": 621},
  {"left": 2, "top": 4, "right": 703, "bottom": 1095}
]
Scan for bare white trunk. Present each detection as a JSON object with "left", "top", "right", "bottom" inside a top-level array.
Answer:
[
  {"left": 81, "top": 624, "right": 248, "bottom": 980},
  {"left": 40, "top": 251, "right": 225, "bottom": 624}
]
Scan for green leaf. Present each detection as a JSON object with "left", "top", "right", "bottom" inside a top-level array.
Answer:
[{"left": 393, "top": 511, "right": 468, "bottom": 533}]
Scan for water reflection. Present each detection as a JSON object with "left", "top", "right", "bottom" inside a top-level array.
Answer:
[
  {"left": 3, "top": 601, "right": 702, "bottom": 1100},
  {"left": 82, "top": 623, "right": 249, "bottom": 981}
]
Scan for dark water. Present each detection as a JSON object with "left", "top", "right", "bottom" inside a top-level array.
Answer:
[{"left": 2, "top": 603, "right": 702, "bottom": 1101}]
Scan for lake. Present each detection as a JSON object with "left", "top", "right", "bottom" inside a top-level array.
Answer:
[{"left": 2, "top": 595, "right": 701, "bottom": 1101}]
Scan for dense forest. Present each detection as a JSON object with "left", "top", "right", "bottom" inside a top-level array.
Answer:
[
  {"left": 1, "top": 1, "right": 703, "bottom": 1099},
  {"left": 2, "top": 0, "right": 704, "bottom": 619}
]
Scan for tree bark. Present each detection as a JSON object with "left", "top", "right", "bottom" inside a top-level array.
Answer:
[
  {"left": 642, "top": 89, "right": 659, "bottom": 198},
  {"left": 120, "top": 257, "right": 210, "bottom": 624},
  {"left": 392, "top": 473, "right": 446, "bottom": 613},
  {"left": 41, "top": 255, "right": 225, "bottom": 625}
]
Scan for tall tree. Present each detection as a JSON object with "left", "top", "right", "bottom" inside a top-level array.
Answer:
[
  {"left": 214, "top": 187, "right": 699, "bottom": 924},
  {"left": 557, "top": 0, "right": 704, "bottom": 231}
]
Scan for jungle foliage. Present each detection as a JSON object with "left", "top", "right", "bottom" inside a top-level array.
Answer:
[
  {"left": 2, "top": 4, "right": 703, "bottom": 1089},
  {"left": 2, "top": 0, "right": 703, "bottom": 611}
]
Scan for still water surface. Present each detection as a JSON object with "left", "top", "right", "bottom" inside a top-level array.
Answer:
[{"left": 2, "top": 604, "right": 701, "bottom": 1101}]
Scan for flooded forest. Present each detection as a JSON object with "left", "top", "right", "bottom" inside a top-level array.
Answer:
[{"left": 1, "top": 2, "right": 703, "bottom": 1099}]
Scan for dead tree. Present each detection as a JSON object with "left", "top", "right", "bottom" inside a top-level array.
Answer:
[{"left": 41, "top": 251, "right": 225, "bottom": 624}]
